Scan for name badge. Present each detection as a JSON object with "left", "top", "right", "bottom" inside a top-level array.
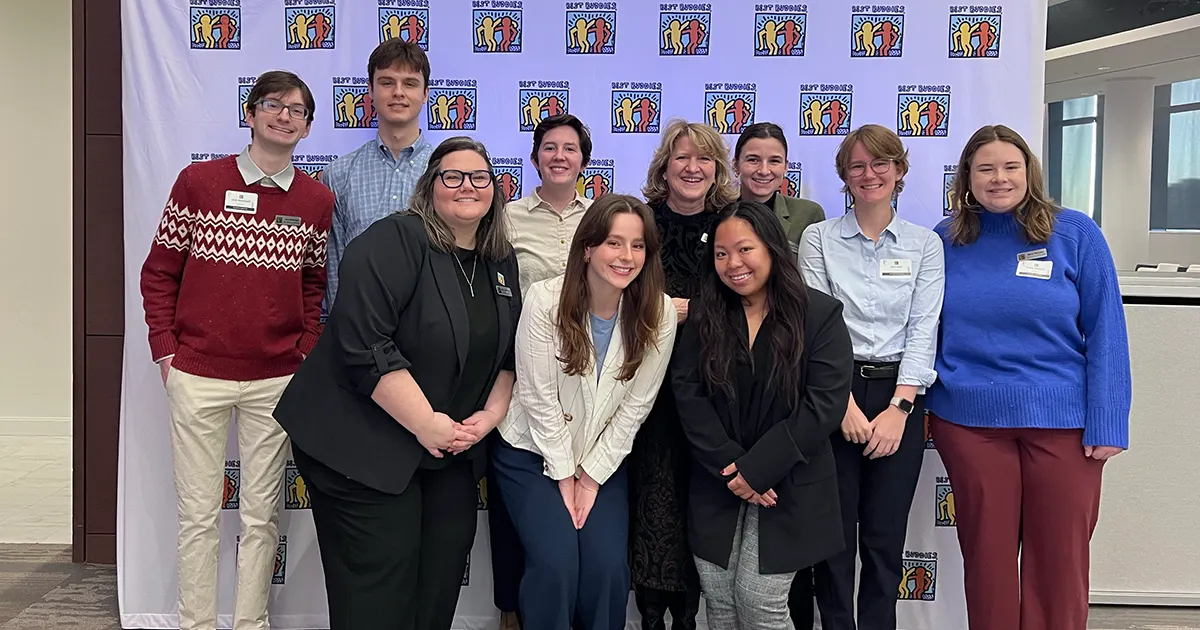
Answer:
[
  {"left": 1016, "top": 259, "right": 1053, "bottom": 280},
  {"left": 496, "top": 285, "right": 513, "bottom": 298},
  {"left": 880, "top": 258, "right": 913, "bottom": 278},
  {"left": 1018, "top": 248, "right": 1048, "bottom": 261},
  {"left": 224, "top": 190, "right": 258, "bottom": 214},
  {"left": 274, "top": 215, "right": 302, "bottom": 226}
]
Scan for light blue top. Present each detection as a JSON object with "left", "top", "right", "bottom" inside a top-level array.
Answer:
[
  {"left": 798, "top": 210, "right": 945, "bottom": 389},
  {"left": 321, "top": 132, "right": 434, "bottom": 311},
  {"left": 590, "top": 311, "right": 617, "bottom": 383},
  {"left": 927, "top": 209, "right": 1131, "bottom": 448}
]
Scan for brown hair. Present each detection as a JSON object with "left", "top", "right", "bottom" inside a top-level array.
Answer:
[
  {"left": 556, "top": 194, "right": 667, "bottom": 382},
  {"left": 642, "top": 119, "right": 738, "bottom": 210},
  {"left": 369, "top": 38, "right": 431, "bottom": 87},
  {"left": 245, "top": 70, "right": 316, "bottom": 123},
  {"left": 834, "top": 124, "right": 909, "bottom": 195},
  {"left": 405, "top": 137, "right": 511, "bottom": 262},
  {"left": 947, "top": 124, "right": 1059, "bottom": 246}
]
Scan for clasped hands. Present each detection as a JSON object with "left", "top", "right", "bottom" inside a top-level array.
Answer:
[
  {"left": 558, "top": 471, "right": 600, "bottom": 530},
  {"left": 841, "top": 400, "right": 907, "bottom": 459},
  {"left": 720, "top": 463, "right": 778, "bottom": 508},
  {"left": 414, "top": 409, "right": 501, "bottom": 458}
]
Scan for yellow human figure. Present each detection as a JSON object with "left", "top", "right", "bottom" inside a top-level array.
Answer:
[
  {"left": 707, "top": 98, "right": 729, "bottom": 134},
  {"left": 901, "top": 100, "right": 922, "bottom": 136},
  {"left": 569, "top": 18, "right": 589, "bottom": 53},
  {"left": 855, "top": 20, "right": 876, "bottom": 55},
  {"left": 432, "top": 94, "right": 452, "bottom": 129},
  {"left": 289, "top": 475, "right": 310, "bottom": 509},
  {"left": 898, "top": 566, "right": 916, "bottom": 599},
  {"left": 289, "top": 13, "right": 312, "bottom": 48},
  {"left": 663, "top": 19, "right": 683, "bottom": 54},
  {"left": 615, "top": 97, "right": 635, "bottom": 132},
  {"left": 522, "top": 95, "right": 545, "bottom": 127},
  {"left": 938, "top": 490, "right": 955, "bottom": 524},
  {"left": 757, "top": 20, "right": 779, "bottom": 55},
  {"left": 476, "top": 16, "right": 497, "bottom": 51},
  {"left": 802, "top": 99, "right": 825, "bottom": 135},
  {"left": 336, "top": 92, "right": 360, "bottom": 127},
  {"left": 576, "top": 175, "right": 586, "bottom": 198},
  {"left": 952, "top": 21, "right": 974, "bottom": 56},
  {"left": 382, "top": 14, "right": 402, "bottom": 40},
  {"left": 945, "top": 183, "right": 955, "bottom": 214},
  {"left": 193, "top": 13, "right": 215, "bottom": 48}
]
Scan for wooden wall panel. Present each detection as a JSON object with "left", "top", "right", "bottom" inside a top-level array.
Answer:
[{"left": 74, "top": 0, "right": 124, "bottom": 564}]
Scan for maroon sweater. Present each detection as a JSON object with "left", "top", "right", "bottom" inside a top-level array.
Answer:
[{"left": 140, "top": 156, "right": 334, "bottom": 381}]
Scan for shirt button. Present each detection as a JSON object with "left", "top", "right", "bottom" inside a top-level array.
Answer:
[
  {"left": 395, "top": 169, "right": 399, "bottom": 173},
  {"left": 560, "top": 239, "right": 565, "bottom": 244},
  {"left": 392, "top": 195, "right": 398, "bottom": 200}
]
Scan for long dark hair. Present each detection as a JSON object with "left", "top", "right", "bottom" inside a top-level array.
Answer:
[
  {"left": 692, "top": 201, "right": 809, "bottom": 409},
  {"left": 557, "top": 194, "right": 666, "bottom": 381}
]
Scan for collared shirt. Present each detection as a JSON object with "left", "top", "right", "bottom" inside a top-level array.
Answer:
[
  {"left": 798, "top": 211, "right": 945, "bottom": 389},
  {"left": 504, "top": 188, "right": 592, "bottom": 291},
  {"left": 235, "top": 145, "right": 295, "bottom": 191},
  {"left": 322, "top": 132, "right": 434, "bottom": 309}
]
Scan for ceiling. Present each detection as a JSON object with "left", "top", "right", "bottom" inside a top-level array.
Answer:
[{"left": 1044, "top": 13, "right": 1200, "bottom": 102}]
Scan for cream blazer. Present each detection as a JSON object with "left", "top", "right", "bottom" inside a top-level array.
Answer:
[{"left": 499, "top": 275, "right": 678, "bottom": 484}]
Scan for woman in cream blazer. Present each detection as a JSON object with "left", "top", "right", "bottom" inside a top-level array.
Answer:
[{"left": 493, "top": 194, "right": 677, "bottom": 630}]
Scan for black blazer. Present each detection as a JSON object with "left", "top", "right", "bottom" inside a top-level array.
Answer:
[
  {"left": 273, "top": 213, "right": 521, "bottom": 495},
  {"left": 671, "top": 287, "right": 853, "bottom": 574}
]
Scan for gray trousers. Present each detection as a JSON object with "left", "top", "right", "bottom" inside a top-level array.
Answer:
[{"left": 695, "top": 504, "right": 797, "bottom": 630}]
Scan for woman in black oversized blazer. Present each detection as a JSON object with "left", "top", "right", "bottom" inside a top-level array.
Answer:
[
  {"left": 670, "top": 200, "right": 852, "bottom": 628},
  {"left": 273, "top": 137, "right": 521, "bottom": 630}
]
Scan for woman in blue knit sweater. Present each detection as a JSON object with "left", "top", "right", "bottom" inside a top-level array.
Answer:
[{"left": 929, "top": 124, "right": 1131, "bottom": 630}]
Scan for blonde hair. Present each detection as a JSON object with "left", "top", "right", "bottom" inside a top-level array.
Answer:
[
  {"left": 641, "top": 119, "right": 738, "bottom": 210},
  {"left": 834, "top": 124, "right": 910, "bottom": 196},
  {"left": 947, "top": 124, "right": 1059, "bottom": 246}
]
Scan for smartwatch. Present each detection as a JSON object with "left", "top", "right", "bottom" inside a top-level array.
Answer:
[{"left": 890, "top": 397, "right": 914, "bottom": 415}]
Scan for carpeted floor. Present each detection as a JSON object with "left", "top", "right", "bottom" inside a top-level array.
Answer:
[{"left": 0, "top": 543, "right": 1197, "bottom": 630}]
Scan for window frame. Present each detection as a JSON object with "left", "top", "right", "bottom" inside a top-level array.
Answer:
[
  {"left": 1046, "top": 95, "right": 1104, "bottom": 225},
  {"left": 1149, "top": 82, "right": 1200, "bottom": 231}
]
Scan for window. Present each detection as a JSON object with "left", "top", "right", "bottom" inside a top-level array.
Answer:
[
  {"left": 1150, "top": 78, "right": 1200, "bottom": 230},
  {"left": 1046, "top": 95, "right": 1103, "bottom": 223}
]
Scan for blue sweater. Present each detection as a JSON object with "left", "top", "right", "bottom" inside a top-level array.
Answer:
[{"left": 927, "top": 209, "right": 1131, "bottom": 448}]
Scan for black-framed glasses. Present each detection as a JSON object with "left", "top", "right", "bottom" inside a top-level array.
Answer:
[
  {"left": 257, "top": 98, "right": 310, "bottom": 120},
  {"left": 847, "top": 159, "right": 894, "bottom": 178},
  {"left": 438, "top": 169, "right": 494, "bottom": 189}
]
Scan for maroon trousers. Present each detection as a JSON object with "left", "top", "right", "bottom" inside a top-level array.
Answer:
[{"left": 929, "top": 414, "right": 1105, "bottom": 630}]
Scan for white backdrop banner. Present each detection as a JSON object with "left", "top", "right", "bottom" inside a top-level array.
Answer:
[{"left": 118, "top": 1, "right": 1045, "bottom": 628}]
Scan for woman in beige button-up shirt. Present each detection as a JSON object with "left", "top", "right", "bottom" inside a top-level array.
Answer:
[{"left": 493, "top": 194, "right": 677, "bottom": 630}]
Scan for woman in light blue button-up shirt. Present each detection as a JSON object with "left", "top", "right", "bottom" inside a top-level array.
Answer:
[{"left": 798, "top": 124, "right": 945, "bottom": 630}]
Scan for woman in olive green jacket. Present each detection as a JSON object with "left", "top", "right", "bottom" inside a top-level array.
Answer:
[{"left": 732, "top": 122, "right": 826, "bottom": 256}]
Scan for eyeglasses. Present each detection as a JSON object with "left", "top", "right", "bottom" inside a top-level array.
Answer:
[
  {"left": 256, "top": 98, "right": 310, "bottom": 120},
  {"left": 847, "top": 159, "right": 894, "bottom": 178},
  {"left": 438, "top": 169, "right": 494, "bottom": 189}
]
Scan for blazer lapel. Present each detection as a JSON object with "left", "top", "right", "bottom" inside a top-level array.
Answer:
[
  {"left": 430, "top": 250, "right": 469, "bottom": 371},
  {"left": 487, "top": 259, "right": 514, "bottom": 376},
  {"left": 773, "top": 193, "right": 792, "bottom": 223}
]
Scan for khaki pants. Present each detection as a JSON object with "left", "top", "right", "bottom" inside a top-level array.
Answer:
[{"left": 165, "top": 367, "right": 292, "bottom": 630}]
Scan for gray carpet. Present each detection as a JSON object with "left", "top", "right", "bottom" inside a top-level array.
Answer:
[{"left": 0, "top": 543, "right": 1197, "bottom": 629}]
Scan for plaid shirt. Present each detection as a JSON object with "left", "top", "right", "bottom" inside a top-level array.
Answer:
[{"left": 322, "top": 133, "right": 434, "bottom": 312}]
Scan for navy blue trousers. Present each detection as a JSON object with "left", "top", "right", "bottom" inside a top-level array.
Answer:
[{"left": 491, "top": 437, "right": 630, "bottom": 630}]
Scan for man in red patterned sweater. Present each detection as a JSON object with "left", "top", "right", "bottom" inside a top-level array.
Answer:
[{"left": 139, "top": 70, "right": 333, "bottom": 630}]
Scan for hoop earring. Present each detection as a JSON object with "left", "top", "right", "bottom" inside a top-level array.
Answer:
[{"left": 964, "top": 190, "right": 980, "bottom": 209}]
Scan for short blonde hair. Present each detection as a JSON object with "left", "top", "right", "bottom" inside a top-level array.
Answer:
[
  {"left": 642, "top": 119, "right": 738, "bottom": 210},
  {"left": 834, "top": 124, "right": 910, "bottom": 195}
]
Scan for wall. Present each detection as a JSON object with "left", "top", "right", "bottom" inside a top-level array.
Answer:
[
  {"left": 0, "top": 0, "right": 73, "bottom": 434},
  {"left": 1100, "top": 77, "right": 1200, "bottom": 269}
]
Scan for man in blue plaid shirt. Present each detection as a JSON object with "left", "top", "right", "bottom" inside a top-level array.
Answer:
[{"left": 321, "top": 38, "right": 435, "bottom": 313}]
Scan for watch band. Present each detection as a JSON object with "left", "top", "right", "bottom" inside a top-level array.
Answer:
[{"left": 890, "top": 397, "right": 914, "bottom": 415}]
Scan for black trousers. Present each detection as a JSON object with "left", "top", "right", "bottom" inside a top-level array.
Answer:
[
  {"left": 634, "top": 584, "right": 700, "bottom": 630},
  {"left": 293, "top": 446, "right": 478, "bottom": 630},
  {"left": 813, "top": 367, "right": 926, "bottom": 630},
  {"left": 788, "top": 566, "right": 815, "bottom": 629},
  {"left": 487, "top": 434, "right": 525, "bottom": 614}
]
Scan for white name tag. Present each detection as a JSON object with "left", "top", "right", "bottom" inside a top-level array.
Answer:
[
  {"left": 1016, "top": 259, "right": 1053, "bottom": 280},
  {"left": 880, "top": 258, "right": 913, "bottom": 278},
  {"left": 1018, "top": 248, "right": 1048, "bottom": 261},
  {"left": 224, "top": 190, "right": 258, "bottom": 214}
]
